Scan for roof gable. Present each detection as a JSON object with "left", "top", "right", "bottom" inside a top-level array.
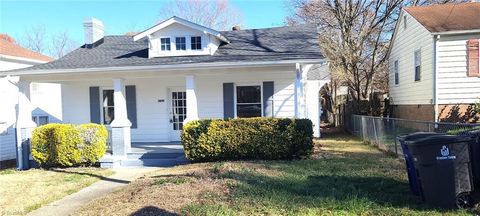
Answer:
[
  {"left": 133, "top": 16, "right": 229, "bottom": 43},
  {"left": 404, "top": 2, "right": 480, "bottom": 33}
]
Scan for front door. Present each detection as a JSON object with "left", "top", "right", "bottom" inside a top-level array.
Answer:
[{"left": 169, "top": 90, "right": 186, "bottom": 142}]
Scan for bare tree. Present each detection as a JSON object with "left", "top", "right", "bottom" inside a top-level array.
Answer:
[
  {"left": 21, "top": 26, "right": 78, "bottom": 59},
  {"left": 23, "top": 25, "right": 47, "bottom": 54},
  {"left": 287, "top": 0, "right": 468, "bottom": 116},
  {"left": 160, "top": 0, "right": 243, "bottom": 30},
  {"left": 49, "top": 31, "right": 77, "bottom": 59}
]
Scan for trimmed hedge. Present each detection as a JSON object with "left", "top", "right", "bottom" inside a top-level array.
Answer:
[
  {"left": 31, "top": 123, "right": 108, "bottom": 167},
  {"left": 181, "top": 118, "right": 313, "bottom": 162}
]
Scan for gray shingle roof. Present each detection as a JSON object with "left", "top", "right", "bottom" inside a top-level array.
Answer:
[{"left": 17, "top": 24, "right": 322, "bottom": 71}]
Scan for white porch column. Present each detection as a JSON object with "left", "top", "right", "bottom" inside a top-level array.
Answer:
[
  {"left": 184, "top": 75, "right": 199, "bottom": 123},
  {"left": 16, "top": 81, "right": 37, "bottom": 170},
  {"left": 110, "top": 78, "right": 131, "bottom": 156},
  {"left": 294, "top": 63, "right": 302, "bottom": 118},
  {"left": 295, "top": 63, "right": 310, "bottom": 118},
  {"left": 305, "top": 81, "right": 321, "bottom": 138}
]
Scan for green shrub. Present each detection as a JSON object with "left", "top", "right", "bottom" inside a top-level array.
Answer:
[
  {"left": 31, "top": 123, "right": 108, "bottom": 167},
  {"left": 181, "top": 118, "right": 313, "bottom": 162},
  {"left": 78, "top": 124, "right": 108, "bottom": 166}
]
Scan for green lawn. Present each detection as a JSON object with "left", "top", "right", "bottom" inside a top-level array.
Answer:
[
  {"left": 0, "top": 167, "right": 113, "bottom": 215},
  {"left": 74, "top": 132, "right": 473, "bottom": 215}
]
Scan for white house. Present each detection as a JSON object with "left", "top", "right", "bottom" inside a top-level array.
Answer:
[
  {"left": 0, "top": 34, "right": 62, "bottom": 166},
  {"left": 1, "top": 17, "right": 329, "bottom": 167},
  {"left": 388, "top": 2, "right": 480, "bottom": 122}
]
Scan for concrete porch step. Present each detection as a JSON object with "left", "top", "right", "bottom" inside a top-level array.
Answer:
[
  {"left": 126, "top": 152, "right": 183, "bottom": 160},
  {"left": 100, "top": 153, "right": 189, "bottom": 168}
]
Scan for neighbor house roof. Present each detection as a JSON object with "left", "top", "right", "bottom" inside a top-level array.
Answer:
[
  {"left": 10, "top": 24, "right": 322, "bottom": 73},
  {"left": 404, "top": 2, "right": 480, "bottom": 33},
  {"left": 0, "top": 34, "right": 53, "bottom": 62}
]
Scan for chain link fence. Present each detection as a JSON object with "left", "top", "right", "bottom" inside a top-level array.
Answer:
[{"left": 345, "top": 114, "right": 480, "bottom": 156}]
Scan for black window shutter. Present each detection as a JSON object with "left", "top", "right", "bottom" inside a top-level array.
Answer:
[
  {"left": 89, "top": 86, "right": 101, "bottom": 124},
  {"left": 223, "top": 83, "right": 234, "bottom": 119},
  {"left": 126, "top": 85, "right": 137, "bottom": 128},
  {"left": 263, "top": 81, "right": 274, "bottom": 117}
]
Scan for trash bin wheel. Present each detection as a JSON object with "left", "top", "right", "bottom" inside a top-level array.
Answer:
[{"left": 455, "top": 192, "right": 473, "bottom": 209}]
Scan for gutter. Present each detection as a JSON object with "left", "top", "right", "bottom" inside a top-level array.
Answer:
[
  {"left": 0, "top": 59, "right": 326, "bottom": 76},
  {"left": 432, "top": 29, "right": 480, "bottom": 36}
]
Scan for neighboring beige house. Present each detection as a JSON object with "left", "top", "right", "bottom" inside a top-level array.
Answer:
[
  {"left": 388, "top": 2, "right": 480, "bottom": 122},
  {"left": 0, "top": 34, "right": 61, "bottom": 166}
]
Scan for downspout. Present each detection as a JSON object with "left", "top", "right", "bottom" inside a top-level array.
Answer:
[{"left": 433, "top": 35, "right": 439, "bottom": 122}]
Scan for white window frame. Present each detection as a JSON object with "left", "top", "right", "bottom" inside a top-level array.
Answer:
[
  {"left": 160, "top": 37, "right": 171, "bottom": 51},
  {"left": 190, "top": 36, "right": 202, "bottom": 51},
  {"left": 32, "top": 115, "right": 49, "bottom": 126},
  {"left": 414, "top": 49, "right": 421, "bottom": 82},
  {"left": 175, "top": 36, "right": 186, "bottom": 51},
  {"left": 101, "top": 88, "right": 114, "bottom": 125},
  {"left": 394, "top": 60, "right": 399, "bottom": 86},
  {"left": 234, "top": 83, "right": 263, "bottom": 118}
]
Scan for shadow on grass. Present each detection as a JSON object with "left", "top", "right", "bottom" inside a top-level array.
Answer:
[
  {"left": 50, "top": 169, "right": 130, "bottom": 184},
  {"left": 129, "top": 206, "right": 178, "bottom": 216},
  {"left": 218, "top": 168, "right": 443, "bottom": 212}
]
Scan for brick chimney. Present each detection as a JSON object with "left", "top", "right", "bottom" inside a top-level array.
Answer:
[{"left": 83, "top": 17, "right": 104, "bottom": 47}]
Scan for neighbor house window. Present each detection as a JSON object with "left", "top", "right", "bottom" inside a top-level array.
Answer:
[
  {"left": 103, "top": 90, "right": 114, "bottom": 124},
  {"left": 175, "top": 37, "right": 186, "bottom": 50},
  {"left": 394, "top": 60, "right": 399, "bottom": 85},
  {"left": 32, "top": 116, "right": 49, "bottom": 126},
  {"left": 414, "top": 49, "right": 421, "bottom": 81},
  {"left": 191, "top": 36, "right": 202, "bottom": 50},
  {"left": 160, "top": 37, "right": 171, "bottom": 51},
  {"left": 236, "top": 85, "right": 262, "bottom": 118}
]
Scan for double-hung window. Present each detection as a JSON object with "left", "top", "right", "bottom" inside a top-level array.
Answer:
[
  {"left": 175, "top": 37, "right": 186, "bottom": 50},
  {"left": 394, "top": 60, "right": 399, "bottom": 85},
  {"left": 191, "top": 36, "right": 202, "bottom": 50},
  {"left": 160, "top": 37, "right": 171, "bottom": 51},
  {"left": 414, "top": 49, "right": 421, "bottom": 81},
  {"left": 32, "top": 116, "right": 49, "bottom": 126},
  {"left": 236, "top": 85, "right": 262, "bottom": 118},
  {"left": 103, "top": 89, "right": 114, "bottom": 125}
]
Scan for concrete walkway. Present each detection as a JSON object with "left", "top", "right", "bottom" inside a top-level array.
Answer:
[{"left": 27, "top": 168, "right": 157, "bottom": 216}]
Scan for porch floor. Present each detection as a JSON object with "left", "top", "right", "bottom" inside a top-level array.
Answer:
[{"left": 131, "top": 142, "right": 183, "bottom": 154}]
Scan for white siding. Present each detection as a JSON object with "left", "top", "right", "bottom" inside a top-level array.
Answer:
[
  {"left": 389, "top": 10, "right": 434, "bottom": 105},
  {"left": 437, "top": 33, "right": 480, "bottom": 104},
  {"left": 59, "top": 66, "right": 297, "bottom": 142},
  {"left": 0, "top": 58, "right": 62, "bottom": 161},
  {"left": 0, "top": 78, "right": 18, "bottom": 161}
]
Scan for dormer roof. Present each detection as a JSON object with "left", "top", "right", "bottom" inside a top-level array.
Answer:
[{"left": 133, "top": 16, "right": 230, "bottom": 43}]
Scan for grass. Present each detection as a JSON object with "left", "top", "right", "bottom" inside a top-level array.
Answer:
[
  {"left": 74, "top": 132, "right": 472, "bottom": 215},
  {"left": 0, "top": 167, "right": 113, "bottom": 215}
]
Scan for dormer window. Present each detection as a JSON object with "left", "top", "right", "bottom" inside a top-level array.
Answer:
[
  {"left": 175, "top": 37, "right": 186, "bottom": 50},
  {"left": 191, "top": 36, "right": 202, "bottom": 50},
  {"left": 160, "top": 37, "right": 171, "bottom": 51}
]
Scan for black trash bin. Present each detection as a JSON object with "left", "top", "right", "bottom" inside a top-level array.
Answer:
[
  {"left": 398, "top": 132, "right": 440, "bottom": 199},
  {"left": 460, "top": 130, "right": 480, "bottom": 186},
  {"left": 407, "top": 135, "right": 475, "bottom": 209}
]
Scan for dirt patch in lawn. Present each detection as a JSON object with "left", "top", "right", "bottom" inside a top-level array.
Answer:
[{"left": 72, "top": 164, "right": 232, "bottom": 216}]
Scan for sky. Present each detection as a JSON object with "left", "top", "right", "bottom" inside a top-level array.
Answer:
[{"left": 0, "top": 0, "right": 290, "bottom": 46}]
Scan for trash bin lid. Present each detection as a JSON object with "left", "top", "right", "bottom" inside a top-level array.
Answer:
[
  {"left": 401, "top": 132, "right": 441, "bottom": 142},
  {"left": 406, "top": 135, "right": 472, "bottom": 146}
]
